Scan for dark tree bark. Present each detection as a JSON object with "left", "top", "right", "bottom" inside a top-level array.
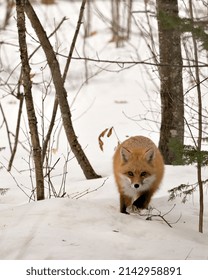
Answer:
[
  {"left": 111, "top": 0, "right": 121, "bottom": 47},
  {"left": 157, "top": 0, "right": 184, "bottom": 164},
  {"left": 24, "top": 0, "right": 101, "bottom": 179},
  {"left": 16, "top": 0, "right": 45, "bottom": 200}
]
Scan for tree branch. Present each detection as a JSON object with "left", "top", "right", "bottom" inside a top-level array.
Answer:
[
  {"left": 42, "top": 1, "right": 86, "bottom": 162},
  {"left": 24, "top": 0, "right": 100, "bottom": 179}
]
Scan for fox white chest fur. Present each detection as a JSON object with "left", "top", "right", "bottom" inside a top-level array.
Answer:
[{"left": 119, "top": 173, "right": 156, "bottom": 201}]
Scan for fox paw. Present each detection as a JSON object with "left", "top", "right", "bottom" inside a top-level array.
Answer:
[{"left": 127, "top": 205, "right": 141, "bottom": 214}]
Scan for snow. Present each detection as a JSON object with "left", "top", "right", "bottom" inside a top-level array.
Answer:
[
  {"left": 2, "top": 166, "right": 208, "bottom": 260},
  {"left": 0, "top": 0, "right": 208, "bottom": 262}
]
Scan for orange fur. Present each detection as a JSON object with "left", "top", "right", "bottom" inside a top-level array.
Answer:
[{"left": 113, "top": 136, "right": 164, "bottom": 214}]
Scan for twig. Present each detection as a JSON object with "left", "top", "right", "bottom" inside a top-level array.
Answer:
[
  {"left": 44, "top": 157, "right": 61, "bottom": 178},
  {"left": 0, "top": 161, "right": 34, "bottom": 201},
  {"left": 4, "top": 17, "right": 67, "bottom": 91},
  {"left": 8, "top": 94, "right": 24, "bottom": 171},
  {"left": 29, "top": 17, "right": 67, "bottom": 61},
  {"left": 69, "top": 177, "right": 109, "bottom": 199},
  {"left": 59, "top": 149, "right": 71, "bottom": 197},
  {"left": 0, "top": 102, "right": 12, "bottom": 153},
  {"left": 57, "top": 54, "right": 208, "bottom": 68},
  {"left": 185, "top": 248, "right": 193, "bottom": 260},
  {"left": 63, "top": 0, "right": 87, "bottom": 81},
  {"left": 137, "top": 204, "right": 179, "bottom": 228}
]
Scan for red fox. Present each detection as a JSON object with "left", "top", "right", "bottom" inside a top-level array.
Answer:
[{"left": 113, "top": 136, "right": 164, "bottom": 214}]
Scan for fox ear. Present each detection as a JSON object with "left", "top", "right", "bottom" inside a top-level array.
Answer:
[
  {"left": 120, "top": 147, "right": 131, "bottom": 163},
  {"left": 145, "top": 148, "right": 155, "bottom": 163}
]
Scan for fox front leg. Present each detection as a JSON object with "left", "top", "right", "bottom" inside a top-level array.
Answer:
[
  {"left": 133, "top": 191, "right": 152, "bottom": 210},
  {"left": 120, "top": 195, "right": 129, "bottom": 214}
]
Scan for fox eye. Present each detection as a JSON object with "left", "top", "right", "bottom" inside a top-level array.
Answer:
[
  {"left": 127, "top": 171, "right": 134, "bottom": 177},
  {"left": 140, "top": 171, "right": 147, "bottom": 177}
]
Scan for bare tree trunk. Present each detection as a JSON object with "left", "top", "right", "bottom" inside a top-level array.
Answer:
[
  {"left": 157, "top": 0, "right": 184, "bottom": 164},
  {"left": 126, "top": 0, "right": 133, "bottom": 40},
  {"left": 111, "top": 0, "right": 121, "bottom": 47},
  {"left": 2, "top": 0, "right": 14, "bottom": 29},
  {"left": 188, "top": 0, "right": 204, "bottom": 233},
  {"left": 16, "top": 0, "right": 44, "bottom": 200},
  {"left": 85, "top": 0, "right": 92, "bottom": 38},
  {"left": 24, "top": 0, "right": 101, "bottom": 179}
]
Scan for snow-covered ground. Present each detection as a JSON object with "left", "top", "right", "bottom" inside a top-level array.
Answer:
[
  {"left": 0, "top": 0, "right": 207, "bottom": 262},
  {"left": 1, "top": 165, "right": 208, "bottom": 260}
]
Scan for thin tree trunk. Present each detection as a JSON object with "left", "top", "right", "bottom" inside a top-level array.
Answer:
[
  {"left": 157, "top": 0, "right": 184, "bottom": 164},
  {"left": 85, "top": 0, "right": 92, "bottom": 38},
  {"left": 2, "top": 0, "right": 14, "bottom": 29},
  {"left": 189, "top": 0, "right": 203, "bottom": 233},
  {"left": 0, "top": 102, "right": 12, "bottom": 153},
  {"left": 111, "top": 0, "right": 121, "bottom": 47},
  {"left": 116, "top": 0, "right": 120, "bottom": 47},
  {"left": 127, "top": 0, "right": 132, "bottom": 40},
  {"left": 24, "top": 0, "right": 101, "bottom": 179},
  {"left": 7, "top": 94, "right": 24, "bottom": 171},
  {"left": 16, "top": 0, "right": 44, "bottom": 200}
]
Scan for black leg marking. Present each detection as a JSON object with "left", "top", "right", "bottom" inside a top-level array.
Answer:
[
  {"left": 120, "top": 195, "right": 129, "bottom": 214},
  {"left": 133, "top": 192, "right": 150, "bottom": 209}
]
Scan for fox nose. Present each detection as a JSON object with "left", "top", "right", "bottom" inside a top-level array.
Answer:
[{"left": 134, "top": 184, "right": 140, "bottom": 189}]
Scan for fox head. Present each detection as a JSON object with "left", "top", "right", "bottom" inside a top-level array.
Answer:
[{"left": 118, "top": 146, "right": 156, "bottom": 194}]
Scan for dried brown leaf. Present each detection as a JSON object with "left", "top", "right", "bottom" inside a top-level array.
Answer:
[
  {"left": 99, "top": 128, "right": 108, "bottom": 138},
  {"left": 98, "top": 128, "right": 108, "bottom": 151},
  {"left": 98, "top": 138, "right": 104, "bottom": 151},
  {"left": 107, "top": 127, "right": 113, "bottom": 137}
]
